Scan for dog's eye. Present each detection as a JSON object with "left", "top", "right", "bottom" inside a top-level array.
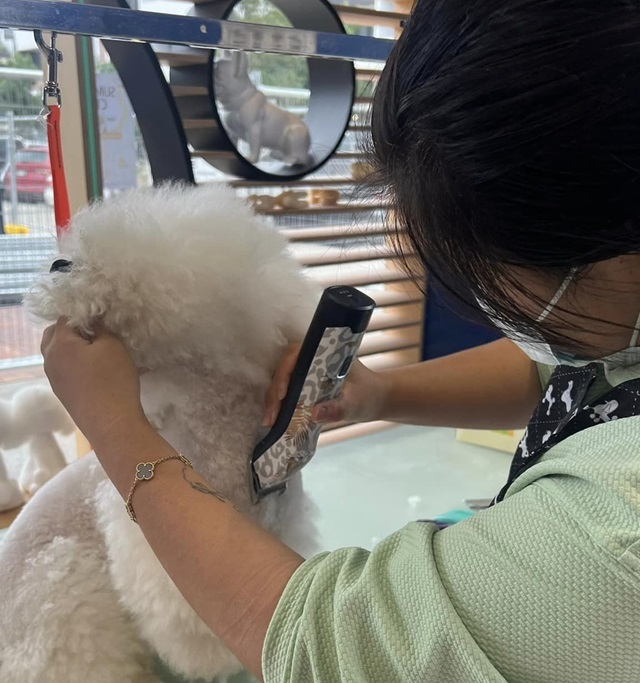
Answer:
[{"left": 50, "top": 259, "right": 73, "bottom": 273}]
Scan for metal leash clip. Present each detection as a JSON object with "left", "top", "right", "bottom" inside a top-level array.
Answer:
[{"left": 34, "top": 30, "right": 63, "bottom": 108}]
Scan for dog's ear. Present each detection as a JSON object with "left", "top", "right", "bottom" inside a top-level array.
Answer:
[{"left": 232, "top": 50, "right": 249, "bottom": 78}]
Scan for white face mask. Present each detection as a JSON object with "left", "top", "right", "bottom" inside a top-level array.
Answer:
[{"left": 484, "top": 268, "right": 640, "bottom": 369}]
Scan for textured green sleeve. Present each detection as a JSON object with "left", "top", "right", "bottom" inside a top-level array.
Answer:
[
  {"left": 263, "top": 523, "right": 507, "bottom": 683},
  {"left": 263, "top": 457, "right": 640, "bottom": 683}
]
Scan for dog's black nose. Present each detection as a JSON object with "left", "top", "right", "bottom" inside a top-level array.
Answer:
[{"left": 50, "top": 259, "right": 73, "bottom": 273}]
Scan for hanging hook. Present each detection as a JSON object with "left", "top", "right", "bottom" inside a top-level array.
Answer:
[{"left": 34, "top": 30, "right": 63, "bottom": 107}]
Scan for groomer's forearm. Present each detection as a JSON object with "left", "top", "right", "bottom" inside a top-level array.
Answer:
[
  {"left": 378, "top": 339, "right": 541, "bottom": 429},
  {"left": 93, "top": 423, "right": 302, "bottom": 682}
]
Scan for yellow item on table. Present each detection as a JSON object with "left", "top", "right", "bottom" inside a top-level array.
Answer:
[
  {"left": 75, "top": 429, "right": 92, "bottom": 458},
  {"left": 3, "top": 225, "right": 30, "bottom": 235},
  {"left": 455, "top": 428, "right": 524, "bottom": 453}
]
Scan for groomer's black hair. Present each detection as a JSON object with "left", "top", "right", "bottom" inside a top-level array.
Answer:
[{"left": 371, "top": 0, "right": 640, "bottom": 345}]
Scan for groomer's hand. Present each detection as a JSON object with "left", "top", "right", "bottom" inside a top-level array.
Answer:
[
  {"left": 41, "top": 318, "right": 148, "bottom": 446},
  {"left": 263, "top": 343, "right": 390, "bottom": 427}
]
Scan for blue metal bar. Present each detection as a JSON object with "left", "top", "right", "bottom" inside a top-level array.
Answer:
[{"left": 0, "top": 0, "right": 394, "bottom": 61}]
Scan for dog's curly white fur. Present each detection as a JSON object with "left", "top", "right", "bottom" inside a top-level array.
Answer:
[{"left": 0, "top": 184, "right": 321, "bottom": 683}]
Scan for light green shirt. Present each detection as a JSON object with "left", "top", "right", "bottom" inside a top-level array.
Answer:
[{"left": 263, "top": 363, "right": 640, "bottom": 682}]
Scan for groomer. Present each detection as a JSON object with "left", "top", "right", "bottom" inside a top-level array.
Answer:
[{"left": 41, "top": 1, "right": 640, "bottom": 680}]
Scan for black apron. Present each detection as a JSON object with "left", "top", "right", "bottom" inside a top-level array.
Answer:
[
  {"left": 493, "top": 362, "right": 640, "bottom": 504},
  {"left": 427, "top": 363, "right": 640, "bottom": 528}
]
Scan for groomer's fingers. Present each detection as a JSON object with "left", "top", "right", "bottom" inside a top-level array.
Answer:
[
  {"left": 40, "top": 323, "right": 56, "bottom": 356},
  {"left": 273, "top": 343, "right": 301, "bottom": 398},
  {"left": 263, "top": 343, "right": 301, "bottom": 426},
  {"left": 312, "top": 394, "right": 348, "bottom": 424},
  {"left": 41, "top": 317, "right": 74, "bottom": 355},
  {"left": 42, "top": 317, "right": 94, "bottom": 359},
  {"left": 56, "top": 316, "right": 96, "bottom": 344},
  {"left": 85, "top": 317, "right": 112, "bottom": 339}
]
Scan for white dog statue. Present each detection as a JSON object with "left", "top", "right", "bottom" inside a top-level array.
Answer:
[
  {"left": 0, "top": 456, "right": 22, "bottom": 512},
  {"left": 0, "top": 385, "right": 75, "bottom": 505},
  {"left": 215, "top": 51, "right": 312, "bottom": 166},
  {"left": 0, "top": 184, "right": 320, "bottom": 683}
]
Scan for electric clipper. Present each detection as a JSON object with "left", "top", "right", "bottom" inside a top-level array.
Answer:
[{"left": 252, "top": 285, "right": 376, "bottom": 499}]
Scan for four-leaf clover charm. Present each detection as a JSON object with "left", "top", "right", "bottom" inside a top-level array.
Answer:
[{"left": 136, "top": 462, "right": 155, "bottom": 480}]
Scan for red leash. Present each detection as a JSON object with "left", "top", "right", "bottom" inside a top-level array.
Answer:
[
  {"left": 35, "top": 31, "right": 71, "bottom": 238},
  {"left": 46, "top": 106, "right": 71, "bottom": 235}
]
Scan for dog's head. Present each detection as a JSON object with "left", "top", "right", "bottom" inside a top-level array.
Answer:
[
  {"left": 214, "top": 51, "right": 253, "bottom": 106},
  {"left": 27, "top": 183, "right": 317, "bottom": 382}
]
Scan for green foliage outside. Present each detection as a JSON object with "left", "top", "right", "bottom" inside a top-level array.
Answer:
[
  {"left": 229, "top": 0, "right": 308, "bottom": 89},
  {"left": 0, "top": 52, "right": 40, "bottom": 110},
  {"left": 95, "top": 61, "right": 117, "bottom": 75},
  {"left": 228, "top": 0, "right": 377, "bottom": 98}
]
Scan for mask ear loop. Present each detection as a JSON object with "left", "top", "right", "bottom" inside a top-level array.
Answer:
[{"left": 537, "top": 267, "right": 579, "bottom": 323}]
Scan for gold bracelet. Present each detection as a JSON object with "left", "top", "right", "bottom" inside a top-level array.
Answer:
[{"left": 125, "top": 452, "right": 193, "bottom": 523}]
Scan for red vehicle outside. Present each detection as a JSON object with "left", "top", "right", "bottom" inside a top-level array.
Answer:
[{"left": 3, "top": 147, "right": 52, "bottom": 203}]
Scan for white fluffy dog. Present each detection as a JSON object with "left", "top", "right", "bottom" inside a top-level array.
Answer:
[{"left": 0, "top": 184, "right": 320, "bottom": 683}]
